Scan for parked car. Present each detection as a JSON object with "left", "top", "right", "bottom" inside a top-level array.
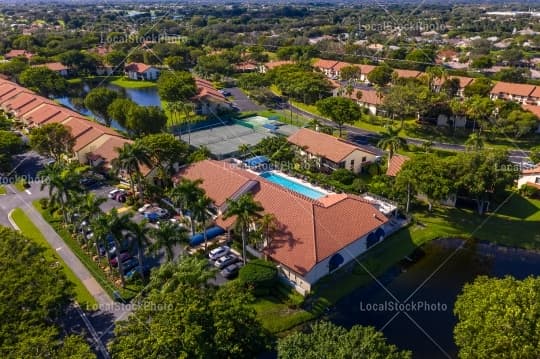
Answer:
[
  {"left": 125, "top": 265, "right": 151, "bottom": 280},
  {"left": 220, "top": 262, "right": 244, "bottom": 279},
  {"left": 108, "top": 189, "right": 125, "bottom": 199},
  {"left": 208, "top": 246, "right": 230, "bottom": 261},
  {"left": 120, "top": 258, "right": 139, "bottom": 274},
  {"left": 214, "top": 254, "right": 239, "bottom": 269},
  {"left": 138, "top": 203, "right": 152, "bottom": 213},
  {"left": 110, "top": 252, "right": 132, "bottom": 267},
  {"left": 143, "top": 211, "right": 159, "bottom": 222},
  {"left": 154, "top": 208, "right": 168, "bottom": 218}
]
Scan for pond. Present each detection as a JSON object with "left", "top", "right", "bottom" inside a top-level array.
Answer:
[
  {"left": 55, "top": 81, "right": 162, "bottom": 131},
  {"left": 328, "top": 238, "right": 540, "bottom": 358}
]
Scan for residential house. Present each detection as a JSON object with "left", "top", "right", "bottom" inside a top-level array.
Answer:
[
  {"left": 34, "top": 62, "right": 70, "bottom": 77},
  {"left": 259, "top": 60, "right": 293, "bottom": 73},
  {"left": 336, "top": 88, "right": 383, "bottom": 115},
  {"left": 489, "top": 81, "right": 537, "bottom": 103},
  {"left": 287, "top": 128, "right": 378, "bottom": 173},
  {"left": 234, "top": 62, "right": 258, "bottom": 72},
  {"left": 4, "top": 49, "right": 33, "bottom": 60},
  {"left": 313, "top": 58, "right": 340, "bottom": 78},
  {"left": 393, "top": 69, "right": 423, "bottom": 79},
  {"left": 521, "top": 104, "right": 540, "bottom": 133},
  {"left": 386, "top": 155, "right": 410, "bottom": 177},
  {"left": 124, "top": 62, "right": 160, "bottom": 80},
  {"left": 433, "top": 76, "right": 474, "bottom": 97},
  {"left": 517, "top": 165, "right": 540, "bottom": 190},
  {"left": 177, "top": 159, "right": 391, "bottom": 294},
  {"left": 193, "top": 78, "right": 232, "bottom": 115}
]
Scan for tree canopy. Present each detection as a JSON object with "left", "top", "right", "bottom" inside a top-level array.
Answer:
[
  {"left": 454, "top": 276, "right": 540, "bottom": 359},
  {"left": 157, "top": 70, "right": 197, "bottom": 103},
  {"left": 29, "top": 123, "right": 75, "bottom": 161},
  {"left": 18, "top": 66, "right": 67, "bottom": 97},
  {"left": 269, "top": 64, "right": 332, "bottom": 104},
  {"left": 316, "top": 96, "right": 362, "bottom": 136},
  {"left": 83, "top": 87, "right": 120, "bottom": 127}
]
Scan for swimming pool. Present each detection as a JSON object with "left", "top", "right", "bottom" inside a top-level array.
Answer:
[{"left": 260, "top": 172, "right": 325, "bottom": 199}]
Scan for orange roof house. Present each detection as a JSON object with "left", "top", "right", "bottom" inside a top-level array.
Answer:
[
  {"left": 386, "top": 155, "right": 410, "bottom": 177},
  {"left": 4, "top": 49, "right": 34, "bottom": 59},
  {"left": 490, "top": 81, "right": 536, "bottom": 101},
  {"left": 393, "top": 69, "right": 423, "bottom": 79},
  {"left": 288, "top": 128, "right": 378, "bottom": 173},
  {"left": 177, "top": 159, "right": 389, "bottom": 293}
]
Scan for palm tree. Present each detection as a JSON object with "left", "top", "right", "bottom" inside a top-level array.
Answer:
[
  {"left": 149, "top": 221, "right": 190, "bottom": 262},
  {"left": 71, "top": 192, "right": 106, "bottom": 245},
  {"left": 39, "top": 162, "right": 87, "bottom": 224},
  {"left": 191, "top": 195, "right": 213, "bottom": 251},
  {"left": 238, "top": 144, "right": 250, "bottom": 159},
  {"left": 257, "top": 213, "right": 278, "bottom": 249},
  {"left": 112, "top": 142, "right": 152, "bottom": 199},
  {"left": 90, "top": 213, "right": 115, "bottom": 273},
  {"left": 465, "top": 132, "right": 485, "bottom": 151},
  {"left": 102, "top": 209, "right": 133, "bottom": 287},
  {"left": 223, "top": 193, "right": 264, "bottom": 264},
  {"left": 127, "top": 219, "right": 152, "bottom": 280},
  {"left": 168, "top": 178, "right": 205, "bottom": 234},
  {"left": 377, "top": 127, "right": 407, "bottom": 168}
]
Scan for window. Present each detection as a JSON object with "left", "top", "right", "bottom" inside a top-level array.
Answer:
[
  {"left": 350, "top": 159, "right": 354, "bottom": 170},
  {"left": 362, "top": 156, "right": 367, "bottom": 162}
]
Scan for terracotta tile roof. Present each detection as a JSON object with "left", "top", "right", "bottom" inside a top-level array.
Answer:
[
  {"left": 0, "top": 85, "right": 28, "bottom": 102},
  {"left": 125, "top": 62, "right": 153, "bottom": 73},
  {"left": 86, "top": 136, "right": 133, "bottom": 170},
  {"left": 521, "top": 104, "right": 540, "bottom": 120},
  {"left": 288, "top": 128, "right": 367, "bottom": 163},
  {"left": 358, "top": 64, "right": 376, "bottom": 74},
  {"left": 386, "top": 154, "right": 410, "bottom": 176},
  {"left": 4, "top": 49, "right": 33, "bottom": 59},
  {"left": 490, "top": 81, "right": 536, "bottom": 97},
  {"left": 2, "top": 92, "right": 39, "bottom": 111},
  {"left": 313, "top": 58, "right": 339, "bottom": 69},
  {"left": 264, "top": 60, "right": 293, "bottom": 70},
  {"left": 530, "top": 87, "right": 540, "bottom": 98},
  {"left": 33, "top": 62, "right": 69, "bottom": 72},
  {"left": 393, "top": 69, "right": 423, "bottom": 78},
  {"left": 16, "top": 97, "right": 53, "bottom": 116},
  {"left": 433, "top": 76, "right": 474, "bottom": 89},
  {"left": 332, "top": 61, "right": 353, "bottom": 71},
  {"left": 234, "top": 62, "right": 258, "bottom": 71},
  {"left": 178, "top": 160, "right": 388, "bottom": 275},
  {"left": 523, "top": 165, "right": 540, "bottom": 175},
  {"left": 342, "top": 89, "right": 383, "bottom": 105},
  {"left": 193, "top": 78, "right": 227, "bottom": 103},
  {"left": 22, "top": 103, "right": 63, "bottom": 124}
]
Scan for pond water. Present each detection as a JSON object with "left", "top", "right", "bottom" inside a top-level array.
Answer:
[
  {"left": 55, "top": 82, "right": 162, "bottom": 131},
  {"left": 328, "top": 238, "right": 540, "bottom": 358}
]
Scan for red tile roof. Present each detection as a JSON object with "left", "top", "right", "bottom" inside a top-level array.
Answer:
[
  {"left": 178, "top": 160, "right": 388, "bottom": 275},
  {"left": 4, "top": 49, "right": 33, "bottom": 59},
  {"left": 125, "top": 62, "right": 153, "bottom": 73},
  {"left": 16, "top": 97, "right": 53, "bottom": 116},
  {"left": 332, "top": 61, "right": 353, "bottom": 71},
  {"left": 490, "top": 81, "right": 536, "bottom": 97},
  {"left": 386, "top": 154, "right": 410, "bottom": 176},
  {"left": 193, "top": 78, "right": 228, "bottom": 103},
  {"left": 393, "top": 69, "right": 423, "bottom": 78},
  {"left": 34, "top": 62, "right": 69, "bottom": 72},
  {"left": 288, "top": 128, "right": 369, "bottom": 163},
  {"left": 86, "top": 136, "right": 133, "bottom": 170},
  {"left": 530, "top": 87, "right": 540, "bottom": 98},
  {"left": 358, "top": 64, "right": 376, "bottom": 75},
  {"left": 342, "top": 89, "right": 383, "bottom": 105},
  {"left": 521, "top": 104, "right": 540, "bottom": 120},
  {"left": 433, "top": 76, "right": 474, "bottom": 89},
  {"left": 313, "top": 58, "right": 339, "bottom": 69},
  {"left": 264, "top": 60, "right": 293, "bottom": 70},
  {"left": 2, "top": 92, "right": 39, "bottom": 111},
  {"left": 522, "top": 165, "right": 540, "bottom": 175}
]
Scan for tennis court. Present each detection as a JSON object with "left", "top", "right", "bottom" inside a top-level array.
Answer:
[{"left": 180, "top": 123, "right": 273, "bottom": 159}]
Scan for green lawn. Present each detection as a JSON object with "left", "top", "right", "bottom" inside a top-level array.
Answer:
[
  {"left": 33, "top": 200, "right": 143, "bottom": 302},
  {"left": 252, "top": 297, "right": 315, "bottom": 334},
  {"left": 110, "top": 77, "right": 157, "bottom": 89},
  {"left": 11, "top": 208, "right": 98, "bottom": 309},
  {"left": 0, "top": 185, "right": 5, "bottom": 195}
]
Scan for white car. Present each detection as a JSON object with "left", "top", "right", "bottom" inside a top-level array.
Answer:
[
  {"left": 108, "top": 189, "right": 125, "bottom": 199},
  {"left": 214, "top": 254, "right": 239, "bottom": 269},
  {"left": 208, "top": 246, "right": 230, "bottom": 261},
  {"left": 138, "top": 204, "right": 152, "bottom": 213}
]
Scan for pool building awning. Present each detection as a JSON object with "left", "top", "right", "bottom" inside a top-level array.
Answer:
[
  {"left": 189, "top": 226, "right": 226, "bottom": 246},
  {"left": 244, "top": 155, "right": 269, "bottom": 167}
]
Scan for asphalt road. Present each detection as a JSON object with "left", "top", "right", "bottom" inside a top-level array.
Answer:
[{"left": 226, "top": 87, "right": 264, "bottom": 112}]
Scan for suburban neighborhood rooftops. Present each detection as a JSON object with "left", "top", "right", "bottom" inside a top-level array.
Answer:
[
  {"left": 177, "top": 160, "right": 388, "bottom": 275},
  {"left": 433, "top": 76, "right": 474, "bottom": 89},
  {"left": 313, "top": 58, "right": 340, "bottom": 69},
  {"left": 490, "top": 81, "right": 536, "bottom": 97},
  {"left": 287, "top": 128, "right": 371, "bottom": 163},
  {"left": 393, "top": 69, "right": 423, "bottom": 79},
  {"left": 342, "top": 88, "right": 383, "bottom": 105},
  {"left": 264, "top": 60, "right": 293, "bottom": 70},
  {"left": 33, "top": 62, "right": 69, "bottom": 72}
]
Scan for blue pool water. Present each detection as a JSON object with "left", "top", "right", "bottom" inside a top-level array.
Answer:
[{"left": 260, "top": 172, "right": 325, "bottom": 199}]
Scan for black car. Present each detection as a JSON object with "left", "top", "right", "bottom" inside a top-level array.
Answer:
[{"left": 220, "top": 262, "right": 244, "bottom": 279}]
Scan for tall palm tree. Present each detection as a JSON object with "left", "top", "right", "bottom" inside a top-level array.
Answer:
[
  {"left": 168, "top": 178, "right": 205, "bottom": 234},
  {"left": 377, "top": 127, "right": 407, "bottom": 169},
  {"left": 70, "top": 192, "right": 106, "bottom": 245},
  {"left": 257, "top": 213, "right": 278, "bottom": 249},
  {"left": 112, "top": 142, "right": 152, "bottom": 199},
  {"left": 90, "top": 213, "right": 115, "bottom": 273},
  {"left": 223, "top": 193, "right": 264, "bottom": 264},
  {"left": 102, "top": 208, "right": 133, "bottom": 287},
  {"left": 465, "top": 132, "right": 485, "bottom": 151},
  {"left": 127, "top": 219, "right": 151, "bottom": 281},
  {"left": 149, "top": 221, "right": 190, "bottom": 262},
  {"left": 191, "top": 195, "right": 213, "bottom": 251},
  {"left": 39, "top": 162, "right": 87, "bottom": 224},
  {"left": 238, "top": 144, "right": 250, "bottom": 159}
]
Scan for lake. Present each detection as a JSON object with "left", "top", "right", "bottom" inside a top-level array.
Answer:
[
  {"left": 328, "top": 238, "right": 540, "bottom": 358},
  {"left": 56, "top": 82, "right": 161, "bottom": 131}
]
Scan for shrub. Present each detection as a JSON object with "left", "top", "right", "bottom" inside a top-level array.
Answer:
[
  {"left": 38, "top": 198, "right": 49, "bottom": 209},
  {"left": 239, "top": 259, "right": 277, "bottom": 294},
  {"left": 519, "top": 184, "right": 540, "bottom": 198}
]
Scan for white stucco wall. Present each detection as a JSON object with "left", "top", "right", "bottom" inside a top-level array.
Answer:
[{"left": 518, "top": 174, "right": 540, "bottom": 188}]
